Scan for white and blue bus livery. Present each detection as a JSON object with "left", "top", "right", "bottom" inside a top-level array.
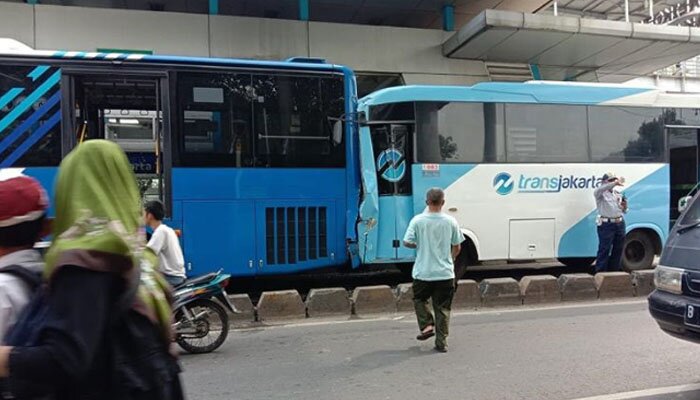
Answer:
[{"left": 357, "top": 82, "right": 700, "bottom": 272}]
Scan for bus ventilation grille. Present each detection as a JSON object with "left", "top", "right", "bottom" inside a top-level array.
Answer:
[{"left": 265, "top": 206, "right": 328, "bottom": 265}]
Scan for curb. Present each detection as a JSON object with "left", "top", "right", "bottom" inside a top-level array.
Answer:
[
  {"left": 242, "top": 270, "right": 655, "bottom": 324},
  {"left": 306, "top": 287, "right": 352, "bottom": 318},
  {"left": 352, "top": 285, "right": 396, "bottom": 317}
]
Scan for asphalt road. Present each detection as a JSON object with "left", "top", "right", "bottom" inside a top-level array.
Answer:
[{"left": 180, "top": 300, "right": 700, "bottom": 400}]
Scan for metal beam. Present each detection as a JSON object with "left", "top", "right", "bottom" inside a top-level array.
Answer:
[
  {"left": 582, "top": 0, "right": 610, "bottom": 12},
  {"left": 208, "top": 0, "right": 218, "bottom": 15},
  {"left": 601, "top": 0, "right": 624, "bottom": 14},
  {"left": 555, "top": 7, "right": 607, "bottom": 18},
  {"left": 443, "top": 4, "right": 455, "bottom": 31},
  {"left": 299, "top": 0, "right": 309, "bottom": 21}
]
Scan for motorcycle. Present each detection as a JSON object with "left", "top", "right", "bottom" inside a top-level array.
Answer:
[{"left": 172, "top": 270, "right": 237, "bottom": 354}]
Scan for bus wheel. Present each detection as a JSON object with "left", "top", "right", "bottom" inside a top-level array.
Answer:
[
  {"left": 623, "top": 231, "right": 655, "bottom": 271},
  {"left": 557, "top": 257, "right": 595, "bottom": 269},
  {"left": 454, "top": 240, "right": 476, "bottom": 281}
]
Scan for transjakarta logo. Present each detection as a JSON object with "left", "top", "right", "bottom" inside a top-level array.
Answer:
[
  {"left": 494, "top": 172, "right": 605, "bottom": 195},
  {"left": 493, "top": 172, "right": 514, "bottom": 195}
]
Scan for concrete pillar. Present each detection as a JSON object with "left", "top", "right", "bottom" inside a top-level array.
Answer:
[
  {"left": 208, "top": 0, "right": 218, "bottom": 15},
  {"left": 442, "top": 5, "right": 455, "bottom": 32},
  {"left": 299, "top": 0, "right": 309, "bottom": 21}
]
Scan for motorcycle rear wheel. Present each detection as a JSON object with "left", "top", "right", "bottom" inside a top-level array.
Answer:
[{"left": 175, "top": 298, "right": 230, "bottom": 354}]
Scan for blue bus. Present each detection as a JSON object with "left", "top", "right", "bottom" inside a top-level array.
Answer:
[
  {"left": 0, "top": 41, "right": 360, "bottom": 278},
  {"left": 356, "top": 82, "right": 700, "bottom": 272}
]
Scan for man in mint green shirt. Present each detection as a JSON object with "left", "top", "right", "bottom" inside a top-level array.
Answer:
[{"left": 403, "top": 188, "right": 462, "bottom": 352}]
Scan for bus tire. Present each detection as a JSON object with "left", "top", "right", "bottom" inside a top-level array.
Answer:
[
  {"left": 454, "top": 238, "right": 477, "bottom": 282},
  {"left": 557, "top": 257, "right": 595, "bottom": 269},
  {"left": 622, "top": 231, "right": 655, "bottom": 271}
]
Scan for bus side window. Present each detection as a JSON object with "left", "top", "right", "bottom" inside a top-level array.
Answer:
[
  {"left": 176, "top": 72, "right": 254, "bottom": 167},
  {"left": 414, "top": 102, "right": 505, "bottom": 164},
  {"left": 252, "top": 74, "right": 345, "bottom": 168}
]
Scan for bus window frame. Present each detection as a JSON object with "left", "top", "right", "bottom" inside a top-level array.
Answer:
[{"left": 59, "top": 66, "right": 173, "bottom": 216}]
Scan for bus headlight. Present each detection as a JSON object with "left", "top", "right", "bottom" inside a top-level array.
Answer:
[{"left": 655, "top": 265, "right": 684, "bottom": 294}]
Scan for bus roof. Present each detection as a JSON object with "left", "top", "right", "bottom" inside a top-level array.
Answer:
[
  {"left": 0, "top": 39, "right": 349, "bottom": 73},
  {"left": 359, "top": 81, "right": 700, "bottom": 109}
]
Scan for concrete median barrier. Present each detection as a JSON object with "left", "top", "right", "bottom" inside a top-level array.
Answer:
[
  {"left": 631, "top": 270, "right": 655, "bottom": 297},
  {"left": 479, "top": 278, "right": 522, "bottom": 307},
  {"left": 352, "top": 285, "right": 396, "bottom": 316},
  {"left": 256, "top": 290, "right": 306, "bottom": 322},
  {"left": 595, "top": 272, "right": 634, "bottom": 299},
  {"left": 558, "top": 273, "right": 597, "bottom": 301},
  {"left": 453, "top": 279, "right": 480, "bottom": 309},
  {"left": 520, "top": 275, "right": 560, "bottom": 304},
  {"left": 396, "top": 283, "right": 415, "bottom": 312},
  {"left": 305, "top": 288, "right": 351, "bottom": 318},
  {"left": 227, "top": 294, "right": 255, "bottom": 323}
]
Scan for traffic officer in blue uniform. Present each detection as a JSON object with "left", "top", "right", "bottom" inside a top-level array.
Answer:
[{"left": 594, "top": 172, "right": 628, "bottom": 272}]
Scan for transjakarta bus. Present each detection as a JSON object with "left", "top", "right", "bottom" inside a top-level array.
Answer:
[
  {"left": 356, "top": 83, "right": 700, "bottom": 273},
  {"left": 0, "top": 40, "right": 360, "bottom": 278}
]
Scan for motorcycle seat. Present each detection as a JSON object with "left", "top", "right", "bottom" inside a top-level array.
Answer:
[{"left": 176, "top": 272, "right": 218, "bottom": 289}]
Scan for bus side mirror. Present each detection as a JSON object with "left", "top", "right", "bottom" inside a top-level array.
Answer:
[
  {"left": 332, "top": 120, "right": 343, "bottom": 145},
  {"left": 679, "top": 196, "right": 692, "bottom": 213}
]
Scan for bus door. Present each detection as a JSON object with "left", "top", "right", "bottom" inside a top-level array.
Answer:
[
  {"left": 668, "top": 126, "right": 700, "bottom": 225},
  {"left": 371, "top": 123, "right": 414, "bottom": 259},
  {"left": 66, "top": 73, "right": 168, "bottom": 204}
]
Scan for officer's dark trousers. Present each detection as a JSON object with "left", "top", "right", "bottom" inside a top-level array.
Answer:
[
  {"left": 413, "top": 279, "right": 455, "bottom": 349},
  {"left": 595, "top": 221, "right": 625, "bottom": 272}
]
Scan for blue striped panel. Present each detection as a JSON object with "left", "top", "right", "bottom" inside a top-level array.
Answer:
[
  {"left": 0, "top": 90, "right": 61, "bottom": 155},
  {"left": 28, "top": 65, "right": 50, "bottom": 82},
  {"left": 0, "top": 88, "right": 23, "bottom": 111},
  {"left": 1, "top": 110, "right": 61, "bottom": 167},
  {"left": 0, "top": 70, "right": 60, "bottom": 135}
]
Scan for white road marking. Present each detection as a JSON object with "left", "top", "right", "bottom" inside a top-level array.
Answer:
[
  {"left": 450, "top": 298, "right": 645, "bottom": 317},
  {"left": 570, "top": 383, "right": 700, "bottom": 400}
]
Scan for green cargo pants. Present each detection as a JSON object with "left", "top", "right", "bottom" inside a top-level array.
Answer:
[{"left": 413, "top": 279, "right": 455, "bottom": 350}]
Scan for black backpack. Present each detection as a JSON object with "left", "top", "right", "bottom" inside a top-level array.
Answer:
[
  {"left": 0, "top": 268, "right": 179, "bottom": 400},
  {"left": 0, "top": 265, "right": 138, "bottom": 400},
  {"left": 0, "top": 265, "right": 44, "bottom": 399},
  {"left": 0, "top": 265, "right": 42, "bottom": 292}
]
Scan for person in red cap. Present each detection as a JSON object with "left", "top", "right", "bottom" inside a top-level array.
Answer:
[{"left": 0, "top": 175, "right": 49, "bottom": 340}]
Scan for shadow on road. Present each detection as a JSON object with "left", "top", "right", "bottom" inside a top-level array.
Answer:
[{"left": 342, "top": 346, "right": 436, "bottom": 373}]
